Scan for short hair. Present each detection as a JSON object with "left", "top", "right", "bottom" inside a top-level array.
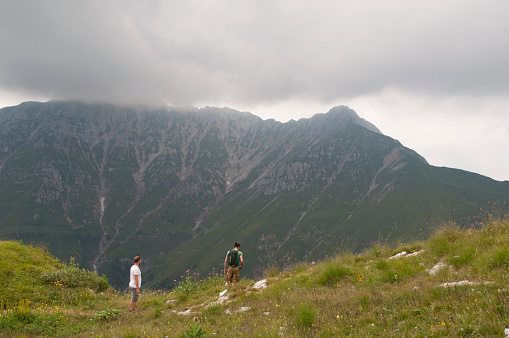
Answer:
[
  {"left": 134, "top": 256, "right": 141, "bottom": 263},
  {"left": 234, "top": 242, "right": 240, "bottom": 248}
]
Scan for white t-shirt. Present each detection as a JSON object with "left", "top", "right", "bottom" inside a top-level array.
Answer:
[{"left": 129, "top": 264, "right": 142, "bottom": 288}]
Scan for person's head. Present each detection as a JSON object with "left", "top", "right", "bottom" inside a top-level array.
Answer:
[
  {"left": 234, "top": 242, "right": 240, "bottom": 249},
  {"left": 134, "top": 256, "right": 141, "bottom": 264}
]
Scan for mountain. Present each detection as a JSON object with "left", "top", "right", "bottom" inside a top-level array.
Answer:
[{"left": 0, "top": 101, "right": 508, "bottom": 288}]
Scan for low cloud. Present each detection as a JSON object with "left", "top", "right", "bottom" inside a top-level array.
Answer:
[{"left": 1, "top": 1, "right": 508, "bottom": 106}]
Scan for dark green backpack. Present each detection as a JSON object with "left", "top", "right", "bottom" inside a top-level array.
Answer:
[{"left": 227, "top": 250, "right": 239, "bottom": 267}]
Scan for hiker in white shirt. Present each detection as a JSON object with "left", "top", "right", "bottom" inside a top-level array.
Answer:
[{"left": 129, "top": 256, "right": 142, "bottom": 312}]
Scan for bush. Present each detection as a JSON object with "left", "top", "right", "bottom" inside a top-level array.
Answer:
[
  {"left": 427, "top": 223, "right": 463, "bottom": 256},
  {"left": 181, "top": 322, "right": 206, "bottom": 337},
  {"left": 265, "top": 266, "right": 279, "bottom": 278},
  {"left": 294, "top": 303, "right": 315, "bottom": 329},
  {"left": 316, "top": 261, "right": 353, "bottom": 285},
  {"left": 93, "top": 308, "right": 121, "bottom": 321},
  {"left": 42, "top": 258, "right": 109, "bottom": 292}
]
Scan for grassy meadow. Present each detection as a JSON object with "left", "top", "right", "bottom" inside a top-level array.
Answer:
[{"left": 1, "top": 217, "right": 509, "bottom": 337}]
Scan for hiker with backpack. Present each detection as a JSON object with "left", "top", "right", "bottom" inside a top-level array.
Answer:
[{"left": 224, "top": 242, "right": 243, "bottom": 286}]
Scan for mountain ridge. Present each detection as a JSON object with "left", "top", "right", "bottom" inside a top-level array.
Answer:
[{"left": 0, "top": 101, "right": 508, "bottom": 288}]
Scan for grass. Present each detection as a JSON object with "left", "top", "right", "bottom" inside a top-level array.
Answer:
[{"left": 1, "top": 217, "right": 509, "bottom": 336}]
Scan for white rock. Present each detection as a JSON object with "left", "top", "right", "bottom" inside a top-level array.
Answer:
[
  {"left": 439, "top": 280, "right": 493, "bottom": 287},
  {"left": 427, "top": 262, "right": 448, "bottom": 275},
  {"left": 406, "top": 250, "right": 425, "bottom": 257},
  {"left": 388, "top": 251, "right": 408, "bottom": 259},
  {"left": 207, "top": 289, "right": 230, "bottom": 308},
  {"left": 177, "top": 309, "right": 192, "bottom": 315},
  {"left": 439, "top": 280, "right": 475, "bottom": 287},
  {"left": 253, "top": 279, "right": 268, "bottom": 289},
  {"left": 388, "top": 250, "right": 425, "bottom": 260},
  {"left": 226, "top": 306, "right": 251, "bottom": 314},
  {"left": 504, "top": 328, "right": 509, "bottom": 337}
]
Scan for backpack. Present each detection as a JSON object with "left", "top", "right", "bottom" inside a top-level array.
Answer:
[{"left": 227, "top": 250, "right": 239, "bottom": 267}]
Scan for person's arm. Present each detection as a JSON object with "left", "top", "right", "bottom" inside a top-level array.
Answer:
[
  {"left": 134, "top": 274, "right": 140, "bottom": 294},
  {"left": 240, "top": 255, "right": 244, "bottom": 269},
  {"left": 224, "top": 256, "right": 228, "bottom": 273}
]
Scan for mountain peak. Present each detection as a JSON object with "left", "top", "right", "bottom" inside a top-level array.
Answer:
[{"left": 313, "top": 105, "right": 383, "bottom": 134}]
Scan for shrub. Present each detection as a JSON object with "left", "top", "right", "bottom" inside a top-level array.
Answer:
[
  {"left": 12, "top": 299, "right": 33, "bottom": 323},
  {"left": 316, "top": 261, "right": 352, "bottom": 285},
  {"left": 173, "top": 268, "right": 225, "bottom": 298},
  {"left": 42, "top": 258, "right": 109, "bottom": 292},
  {"left": 290, "top": 262, "right": 309, "bottom": 274},
  {"left": 482, "top": 246, "right": 509, "bottom": 270},
  {"left": 265, "top": 266, "right": 279, "bottom": 278},
  {"left": 294, "top": 303, "right": 315, "bottom": 329},
  {"left": 93, "top": 308, "right": 121, "bottom": 321},
  {"left": 427, "top": 223, "right": 463, "bottom": 256},
  {"left": 202, "top": 303, "right": 222, "bottom": 316},
  {"left": 181, "top": 322, "right": 206, "bottom": 337}
]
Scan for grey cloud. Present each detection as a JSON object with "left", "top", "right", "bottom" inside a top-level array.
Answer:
[{"left": 1, "top": 0, "right": 509, "bottom": 106}]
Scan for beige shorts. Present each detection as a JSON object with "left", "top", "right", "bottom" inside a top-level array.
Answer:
[
  {"left": 130, "top": 287, "right": 139, "bottom": 301},
  {"left": 226, "top": 266, "right": 240, "bottom": 283}
]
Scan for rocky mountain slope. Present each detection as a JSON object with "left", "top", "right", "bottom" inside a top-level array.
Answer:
[{"left": 1, "top": 101, "right": 508, "bottom": 287}]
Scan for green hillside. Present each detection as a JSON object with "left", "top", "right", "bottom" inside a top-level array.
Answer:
[{"left": 1, "top": 217, "right": 509, "bottom": 336}]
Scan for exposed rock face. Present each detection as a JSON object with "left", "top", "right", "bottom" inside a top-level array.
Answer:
[{"left": 0, "top": 101, "right": 508, "bottom": 287}]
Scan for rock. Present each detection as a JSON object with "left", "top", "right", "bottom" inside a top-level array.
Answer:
[
  {"left": 439, "top": 280, "right": 494, "bottom": 288},
  {"left": 226, "top": 307, "right": 250, "bottom": 314},
  {"left": 177, "top": 309, "right": 192, "bottom": 315},
  {"left": 207, "top": 289, "right": 230, "bottom": 308},
  {"left": 388, "top": 251, "right": 408, "bottom": 259},
  {"left": 427, "top": 262, "right": 448, "bottom": 275},
  {"left": 253, "top": 279, "right": 267, "bottom": 289},
  {"left": 388, "top": 250, "right": 425, "bottom": 260}
]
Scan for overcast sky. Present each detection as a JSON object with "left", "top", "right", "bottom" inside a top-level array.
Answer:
[{"left": 1, "top": 1, "right": 508, "bottom": 181}]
